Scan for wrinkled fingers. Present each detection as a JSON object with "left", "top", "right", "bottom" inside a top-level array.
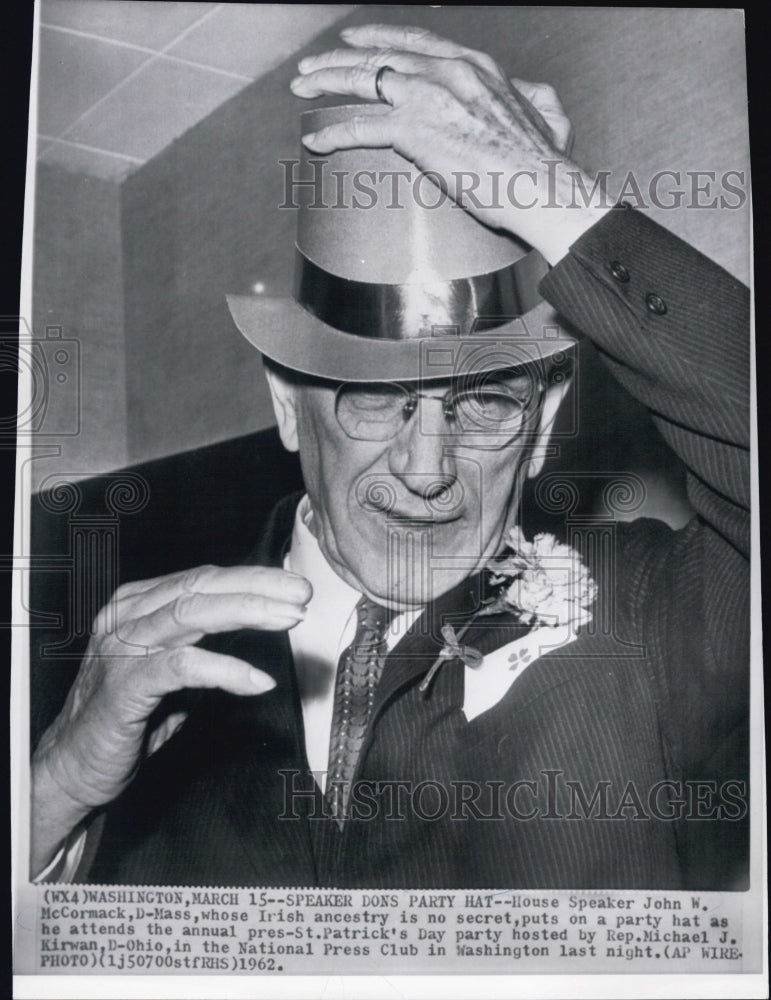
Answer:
[
  {"left": 117, "top": 590, "right": 308, "bottom": 648},
  {"left": 96, "top": 564, "right": 311, "bottom": 638}
]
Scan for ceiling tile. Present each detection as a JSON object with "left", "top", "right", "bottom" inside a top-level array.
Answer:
[
  {"left": 38, "top": 25, "right": 150, "bottom": 137},
  {"left": 40, "top": 0, "right": 219, "bottom": 51},
  {"left": 166, "top": 4, "right": 355, "bottom": 78},
  {"left": 38, "top": 138, "right": 140, "bottom": 182},
  {"left": 65, "top": 58, "right": 246, "bottom": 161}
]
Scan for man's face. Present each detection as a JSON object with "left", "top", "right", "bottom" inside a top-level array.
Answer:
[{"left": 267, "top": 367, "right": 566, "bottom": 608}]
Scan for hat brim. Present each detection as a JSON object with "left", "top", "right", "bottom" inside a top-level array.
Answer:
[{"left": 227, "top": 295, "right": 576, "bottom": 383}]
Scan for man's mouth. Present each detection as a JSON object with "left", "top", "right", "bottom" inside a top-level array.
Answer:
[{"left": 384, "top": 508, "right": 461, "bottom": 526}]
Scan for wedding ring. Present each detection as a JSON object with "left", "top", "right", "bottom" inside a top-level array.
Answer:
[{"left": 374, "top": 64, "right": 394, "bottom": 105}]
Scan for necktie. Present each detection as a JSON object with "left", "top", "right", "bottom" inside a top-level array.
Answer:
[{"left": 325, "top": 596, "right": 394, "bottom": 825}]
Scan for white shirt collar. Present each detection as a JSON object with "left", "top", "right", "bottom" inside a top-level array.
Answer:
[
  {"left": 285, "top": 494, "right": 422, "bottom": 653},
  {"left": 285, "top": 494, "right": 361, "bottom": 651}
]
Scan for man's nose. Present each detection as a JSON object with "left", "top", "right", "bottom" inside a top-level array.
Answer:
[{"left": 386, "top": 399, "right": 457, "bottom": 498}]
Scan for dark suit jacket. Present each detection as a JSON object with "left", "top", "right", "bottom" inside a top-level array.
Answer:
[{"left": 36, "top": 206, "right": 751, "bottom": 890}]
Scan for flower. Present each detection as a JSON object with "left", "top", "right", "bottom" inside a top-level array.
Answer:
[
  {"left": 481, "top": 526, "right": 597, "bottom": 629},
  {"left": 419, "top": 527, "right": 597, "bottom": 697}
]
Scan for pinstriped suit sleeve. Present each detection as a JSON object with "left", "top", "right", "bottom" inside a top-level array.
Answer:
[
  {"left": 539, "top": 204, "right": 750, "bottom": 557},
  {"left": 538, "top": 206, "right": 750, "bottom": 825}
]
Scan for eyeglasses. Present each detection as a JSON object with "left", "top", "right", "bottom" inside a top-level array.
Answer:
[{"left": 334, "top": 373, "right": 545, "bottom": 447}]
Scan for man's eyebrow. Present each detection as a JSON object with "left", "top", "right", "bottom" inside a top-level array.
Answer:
[{"left": 460, "top": 367, "right": 544, "bottom": 387}]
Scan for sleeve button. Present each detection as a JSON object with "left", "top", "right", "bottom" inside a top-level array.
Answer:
[
  {"left": 609, "top": 260, "right": 630, "bottom": 283},
  {"left": 645, "top": 292, "right": 667, "bottom": 315}
]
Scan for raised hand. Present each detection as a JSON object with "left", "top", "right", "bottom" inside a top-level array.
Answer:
[
  {"left": 31, "top": 564, "right": 312, "bottom": 874},
  {"left": 291, "top": 24, "right": 609, "bottom": 264}
]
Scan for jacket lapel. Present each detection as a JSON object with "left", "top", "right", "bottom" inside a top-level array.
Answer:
[
  {"left": 372, "top": 571, "right": 534, "bottom": 717},
  {"left": 371, "top": 573, "right": 482, "bottom": 717}
]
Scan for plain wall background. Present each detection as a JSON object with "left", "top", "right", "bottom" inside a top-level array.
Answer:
[{"left": 29, "top": 5, "right": 749, "bottom": 518}]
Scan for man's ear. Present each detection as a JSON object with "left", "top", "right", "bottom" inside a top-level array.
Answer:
[
  {"left": 264, "top": 364, "right": 300, "bottom": 453},
  {"left": 525, "top": 374, "right": 573, "bottom": 479}
]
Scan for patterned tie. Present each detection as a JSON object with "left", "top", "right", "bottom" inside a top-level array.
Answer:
[{"left": 325, "top": 596, "right": 394, "bottom": 825}]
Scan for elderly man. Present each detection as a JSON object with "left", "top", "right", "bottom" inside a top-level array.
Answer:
[{"left": 31, "top": 26, "right": 749, "bottom": 889}]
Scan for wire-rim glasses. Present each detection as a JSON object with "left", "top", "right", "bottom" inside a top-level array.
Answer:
[{"left": 334, "top": 370, "right": 546, "bottom": 448}]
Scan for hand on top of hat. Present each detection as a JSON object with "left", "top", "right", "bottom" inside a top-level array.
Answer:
[
  {"left": 290, "top": 24, "right": 611, "bottom": 265},
  {"left": 31, "top": 564, "right": 311, "bottom": 875}
]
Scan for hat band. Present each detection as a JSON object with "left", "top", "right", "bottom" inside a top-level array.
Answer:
[{"left": 294, "top": 247, "right": 547, "bottom": 341}]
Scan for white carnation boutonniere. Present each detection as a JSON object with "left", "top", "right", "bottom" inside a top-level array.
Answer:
[
  {"left": 419, "top": 527, "right": 597, "bottom": 696},
  {"left": 480, "top": 526, "right": 597, "bottom": 629}
]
